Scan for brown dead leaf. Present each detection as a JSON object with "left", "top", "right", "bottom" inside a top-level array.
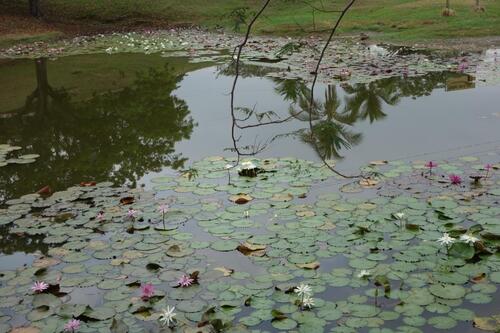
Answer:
[
  {"left": 296, "top": 261, "right": 320, "bottom": 270},
  {"left": 214, "top": 267, "right": 234, "bottom": 277},
  {"left": 471, "top": 273, "right": 486, "bottom": 283},
  {"left": 36, "top": 185, "right": 52, "bottom": 196},
  {"left": 359, "top": 178, "right": 379, "bottom": 188},
  {"left": 237, "top": 242, "right": 266, "bottom": 257},
  {"left": 32, "top": 257, "right": 60, "bottom": 268},
  {"left": 120, "top": 196, "right": 135, "bottom": 205},
  {"left": 473, "top": 316, "right": 500, "bottom": 331},
  {"left": 229, "top": 193, "right": 253, "bottom": 204}
]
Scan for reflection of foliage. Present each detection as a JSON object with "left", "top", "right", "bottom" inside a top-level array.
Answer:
[
  {"left": 217, "top": 62, "right": 276, "bottom": 79},
  {"left": 0, "top": 225, "right": 48, "bottom": 255},
  {"left": 275, "top": 42, "right": 304, "bottom": 57},
  {"left": 273, "top": 78, "right": 310, "bottom": 103},
  {"left": 0, "top": 63, "right": 195, "bottom": 201},
  {"left": 303, "top": 121, "right": 362, "bottom": 159},
  {"left": 279, "top": 71, "right": 452, "bottom": 159},
  {"left": 342, "top": 81, "right": 399, "bottom": 123},
  {"left": 289, "top": 84, "right": 361, "bottom": 159}
]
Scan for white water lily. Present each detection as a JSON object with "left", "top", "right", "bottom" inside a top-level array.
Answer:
[
  {"left": 294, "top": 283, "right": 312, "bottom": 297},
  {"left": 302, "top": 296, "right": 315, "bottom": 309},
  {"left": 159, "top": 306, "right": 176, "bottom": 327},
  {"left": 225, "top": 164, "right": 234, "bottom": 170},
  {"left": 460, "top": 234, "right": 479, "bottom": 244},
  {"left": 241, "top": 161, "right": 256, "bottom": 169},
  {"left": 437, "top": 233, "right": 455, "bottom": 246},
  {"left": 357, "top": 270, "right": 371, "bottom": 278},
  {"left": 394, "top": 212, "right": 405, "bottom": 220}
]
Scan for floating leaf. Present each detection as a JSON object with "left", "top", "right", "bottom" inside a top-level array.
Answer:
[
  {"left": 214, "top": 267, "right": 234, "bottom": 277},
  {"left": 237, "top": 242, "right": 266, "bottom": 257},
  {"left": 473, "top": 316, "right": 500, "bottom": 331},
  {"left": 296, "top": 261, "right": 320, "bottom": 270},
  {"left": 229, "top": 194, "right": 253, "bottom": 204}
]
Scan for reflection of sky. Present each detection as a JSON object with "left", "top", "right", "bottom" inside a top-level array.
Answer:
[{"left": 139, "top": 66, "right": 500, "bottom": 186}]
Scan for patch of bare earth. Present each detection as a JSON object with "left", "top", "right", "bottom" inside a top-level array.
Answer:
[{"left": 0, "top": 14, "right": 59, "bottom": 38}]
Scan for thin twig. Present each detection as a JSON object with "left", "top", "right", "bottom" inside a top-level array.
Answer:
[
  {"left": 307, "top": 0, "right": 360, "bottom": 179},
  {"left": 230, "top": 0, "right": 272, "bottom": 165}
]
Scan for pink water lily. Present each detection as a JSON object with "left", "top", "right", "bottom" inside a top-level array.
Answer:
[
  {"left": 141, "top": 283, "right": 155, "bottom": 300},
  {"left": 127, "top": 208, "right": 137, "bottom": 218},
  {"left": 485, "top": 163, "right": 493, "bottom": 177},
  {"left": 64, "top": 319, "right": 81, "bottom": 332},
  {"left": 31, "top": 281, "right": 49, "bottom": 293},
  {"left": 96, "top": 212, "right": 104, "bottom": 221},
  {"left": 457, "top": 59, "right": 469, "bottom": 72},
  {"left": 425, "top": 161, "right": 438, "bottom": 168},
  {"left": 158, "top": 204, "right": 169, "bottom": 214},
  {"left": 449, "top": 174, "right": 462, "bottom": 185},
  {"left": 177, "top": 275, "right": 194, "bottom": 287},
  {"left": 425, "top": 161, "right": 438, "bottom": 174}
]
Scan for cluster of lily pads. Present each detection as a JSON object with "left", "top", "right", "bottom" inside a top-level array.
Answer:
[
  {"left": 0, "top": 144, "right": 39, "bottom": 168},
  {"left": 1, "top": 29, "right": 498, "bottom": 86},
  {"left": 0, "top": 155, "right": 498, "bottom": 333}
]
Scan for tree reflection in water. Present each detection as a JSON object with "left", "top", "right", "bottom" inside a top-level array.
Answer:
[
  {"left": 0, "top": 60, "right": 196, "bottom": 202},
  {"left": 272, "top": 71, "right": 460, "bottom": 160}
]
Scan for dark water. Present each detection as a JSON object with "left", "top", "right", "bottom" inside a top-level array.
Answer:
[{"left": 0, "top": 52, "right": 499, "bottom": 203}]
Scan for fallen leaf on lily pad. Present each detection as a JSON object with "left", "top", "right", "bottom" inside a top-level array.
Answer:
[
  {"left": 120, "top": 196, "right": 135, "bottom": 205},
  {"left": 359, "top": 178, "right": 379, "bottom": 188},
  {"left": 229, "top": 193, "right": 253, "bottom": 204},
  {"left": 237, "top": 242, "right": 266, "bottom": 257},
  {"left": 369, "top": 160, "right": 388, "bottom": 165},
  {"left": 32, "top": 257, "right": 60, "bottom": 268},
  {"left": 471, "top": 273, "right": 486, "bottom": 283},
  {"left": 473, "top": 316, "right": 500, "bottom": 331},
  {"left": 296, "top": 261, "right": 320, "bottom": 270},
  {"left": 214, "top": 267, "right": 234, "bottom": 276}
]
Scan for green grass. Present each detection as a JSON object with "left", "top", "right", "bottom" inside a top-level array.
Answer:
[{"left": 1, "top": 0, "right": 499, "bottom": 43}]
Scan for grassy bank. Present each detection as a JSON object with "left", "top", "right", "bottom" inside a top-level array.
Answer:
[{"left": 1, "top": 0, "right": 499, "bottom": 47}]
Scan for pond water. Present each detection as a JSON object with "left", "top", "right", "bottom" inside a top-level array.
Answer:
[
  {"left": 0, "top": 50, "right": 499, "bottom": 333},
  {"left": 1, "top": 52, "right": 499, "bottom": 201}
]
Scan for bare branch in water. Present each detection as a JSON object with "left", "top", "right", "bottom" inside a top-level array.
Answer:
[{"left": 229, "top": 0, "right": 363, "bottom": 180}]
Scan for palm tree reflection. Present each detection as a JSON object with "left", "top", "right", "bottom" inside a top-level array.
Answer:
[{"left": 276, "top": 71, "right": 461, "bottom": 159}]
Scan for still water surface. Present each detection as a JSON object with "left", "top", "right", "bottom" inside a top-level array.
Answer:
[
  {"left": 0, "top": 52, "right": 499, "bottom": 202},
  {"left": 0, "top": 51, "right": 499, "bottom": 332}
]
